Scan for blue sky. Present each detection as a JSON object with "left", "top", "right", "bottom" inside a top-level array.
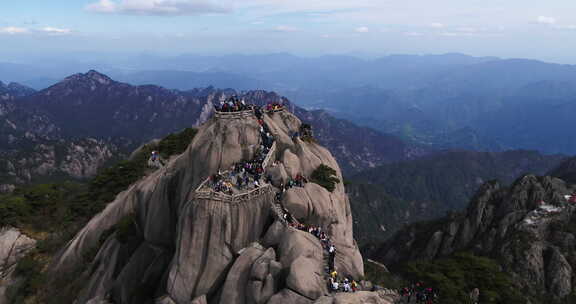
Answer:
[{"left": 2, "top": 0, "right": 576, "bottom": 62}]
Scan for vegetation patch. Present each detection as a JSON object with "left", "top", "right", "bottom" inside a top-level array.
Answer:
[
  {"left": 4, "top": 127, "right": 197, "bottom": 304},
  {"left": 399, "top": 252, "right": 525, "bottom": 304},
  {"left": 311, "top": 164, "right": 340, "bottom": 192},
  {"left": 10, "top": 251, "right": 46, "bottom": 303},
  {"left": 299, "top": 123, "right": 315, "bottom": 143}
]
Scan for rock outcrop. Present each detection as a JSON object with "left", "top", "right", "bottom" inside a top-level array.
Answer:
[
  {"left": 0, "top": 227, "right": 36, "bottom": 304},
  {"left": 51, "top": 108, "right": 380, "bottom": 304},
  {"left": 0, "top": 137, "right": 119, "bottom": 185},
  {"left": 372, "top": 174, "right": 576, "bottom": 302}
]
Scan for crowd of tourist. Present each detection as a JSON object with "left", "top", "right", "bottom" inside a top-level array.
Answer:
[
  {"left": 265, "top": 102, "right": 284, "bottom": 113},
  {"left": 207, "top": 104, "right": 276, "bottom": 194},
  {"left": 328, "top": 274, "right": 359, "bottom": 293},
  {"left": 276, "top": 173, "right": 308, "bottom": 191},
  {"left": 208, "top": 148, "right": 271, "bottom": 194},
  {"left": 399, "top": 282, "right": 439, "bottom": 304},
  {"left": 214, "top": 96, "right": 285, "bottom": 115},
  {"left": 208, "top": 171, "right": 235, "bottom": 195},
  {"left": 215, "top": 96, "right": 251, "bottom": 112}
]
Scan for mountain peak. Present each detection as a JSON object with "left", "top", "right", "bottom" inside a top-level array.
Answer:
[
  {"left": 0, "top": 80, "right": 35, "bottom": 99},
  {"left": 64, "top": 70, "right": 113, "bottom": 85}
]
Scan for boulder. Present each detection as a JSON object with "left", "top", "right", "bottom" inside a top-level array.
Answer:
[
  {"left": 190, "top": 295, "right": 207, "bottom": 304},
  {"left": 314, "top": 291, "right": 396, "bottom": 304},
  {"left": 286, "top": 256, "right": 328, "bottom": 299},
  {"left": 247, "top": 273, "right": 276, "bottom": 304},
  {"left": 283, "top": 183, "right": 332, "bottom": 226},
  {"left": 0, "top": 227, "right": 36, "bottom": 304},
  {"left": 154, "top": 295, "right": 176, "bottom": 304},
  {"left": 282, "top": 149, "right": 301, "bottom": 179},
  {"left": 266, "top": 289, "right": 313, "bottom": 304},
  {"left": 219, "top": 246, "right": 266, "bottom": 304},
  {"left": 267, "top": 164, "right": 289, "bottom": 187}
]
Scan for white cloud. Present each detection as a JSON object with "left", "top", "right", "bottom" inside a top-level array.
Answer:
[
  {"left": 438, "top": 29, "right": 503, "bottom": 38},
  {"left": 86, "top": 0, "right": 231, "bottom": 16},
  {"left": 274, "top": 25, "right": 299, "bottom": 32},
  {"left": 87, "top": 0, "right": 118, "bottom": 13},
  {"left": 440, "top": 32, "right": 474, "bottom": 37},
  {"left": 355, "top": 26, "right": 369, "bottom": 33},
  {"left": 536, "top": 16, "right": 557, "bottom": 25},
  {"left": 456, "top": 27, "right": 479, "bottom": 33},
  {"left": 404, "top": 31, "right": 423, "bottom": 37},
  {"left": 430, "top": 22, "right": 444, "bottom": 28},
  {"left": 0, "top": 26, "right": 29, "bottom": 35},
  {"left": 555, "top": 24, "right": 576, "bottom": 30},
  {"left": 41, "top": 27, "right": 72, "bottom": 35}
]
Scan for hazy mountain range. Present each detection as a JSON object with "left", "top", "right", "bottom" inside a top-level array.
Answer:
[
  {"left": 0, "top": 70, "right": 424, "bottom": 187},
  {"left": 4, "top": 53, "right": 576, "bottom": 155}
]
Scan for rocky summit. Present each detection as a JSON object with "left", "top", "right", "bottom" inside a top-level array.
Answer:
[{"left": 44, "top": 105, "right": 396, "bottom": 304}]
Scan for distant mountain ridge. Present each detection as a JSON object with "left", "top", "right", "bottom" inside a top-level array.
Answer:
[
  {"left": 0, "top": 81, "right": 35, "bottom": 100},
  {"left": 0, "top": 70, "right": 424, "bottom": 188},
  {"left": 5, "top": 53, "right": 576, "bottom": 155}
]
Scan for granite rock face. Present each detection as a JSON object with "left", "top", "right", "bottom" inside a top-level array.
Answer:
[
  {"left": 52, "top": 109, "right": 368, "bottom": 304},
  {"left": 0, "top": 227, "right": 36, "bottom": 304},
  {"left": 373, "top": 175, "right": 576, "bottom": 302}
]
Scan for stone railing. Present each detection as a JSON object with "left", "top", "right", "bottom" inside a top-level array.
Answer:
[
  {"left": 195, "top": 184, "right": 274, "bottom": 204},
  {"left": 194, "top": 173, "right": 214, "bottom": 192},
  {"left": 214, "top": 110, "right": 254, "bottom": 120},
  {"left": 261, "top": 142, "right": 277, "bottom": 169}
]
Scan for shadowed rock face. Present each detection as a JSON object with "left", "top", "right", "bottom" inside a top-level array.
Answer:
[
  {"left": 52, "top": 109, "right": 374, "bottom": 304},
  {"left": 372, "top": 174, "right": 576, "bottom": 302}
]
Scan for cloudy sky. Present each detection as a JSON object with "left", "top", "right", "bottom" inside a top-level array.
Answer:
[{"left": 2, "top": 0, "right": 576, "bottom": 62}]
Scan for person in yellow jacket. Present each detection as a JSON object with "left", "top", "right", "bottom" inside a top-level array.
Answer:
[
  {"left": 330, "top": 270, "right": 338, "bottom": 280},
  {"left": 351, "top": 280, "right": 358, "bottom": 292}
]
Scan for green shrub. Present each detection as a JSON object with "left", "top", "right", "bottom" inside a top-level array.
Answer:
[
  {"left": 400, "top": 252, "right": 525, "bottom": 304},
  {"left": 13, "top": 252, "right": 45, "bottom": 300},
  {"left": 0, "top": 196, "right": 30, "bottom": 227},
  {"left": 311, "top": 164, "right": 340, "bottom": 192}
]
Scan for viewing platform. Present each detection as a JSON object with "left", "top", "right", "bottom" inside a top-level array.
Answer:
[{"left": 193, "top": 137, "right": 277, "bottom": 203}]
